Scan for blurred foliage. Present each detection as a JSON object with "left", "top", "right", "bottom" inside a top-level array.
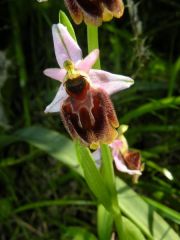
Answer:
[{"left": 0, "top": 0, "right": 180, "bottom": 239}]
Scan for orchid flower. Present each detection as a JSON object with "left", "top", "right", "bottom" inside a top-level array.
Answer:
[
  {"left": 93, "top": 125, "right": 143, "bottom": 177},
  {"left": 44, "top": 24, "right": 133, "bottom": 113},
  {"left": 110, "top": 139, "right": 142, "bottom": 176},
  {"left": 44, "top": 23, "right": 134, "bottom": 149},
  {"left": 64, "top": 0, "right": 124, "bottom": 26}
]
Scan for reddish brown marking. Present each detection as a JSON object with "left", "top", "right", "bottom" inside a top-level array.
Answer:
[
  {"left": 75, "top": 81, "right": 90, "bottom": 100},
  {"left": 79, "top": 107, "right": 94, "bottom": 129},
  {"left": 64, "top": 0, "right": 83, "bottom": 24},
  {"left": 61, "top": 86, "right": 119, "bottom": 146},
  {"left": 103, "top": 0, "right": 119, "bottom": 11},
  {"left": 124, "top": 151, "right": 141, "bottom": 170},
  {"left": 76, "top": 0, "right": 102, "bottom": 18},
  {"left": 91, "top": 90, "right": 105, "bottom": 137},
  {"left": 61, "top": 100, "right": 89, "bottom": 143},
  {"left": 66, "top": 79, "right": 90, "bottom": 101}
]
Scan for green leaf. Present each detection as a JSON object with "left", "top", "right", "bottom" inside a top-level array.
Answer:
[
  {"left": 129, "top": 124, "right": 180, "bottom": 134},
  {"left": 12, "top": 126, "right": 179, "bottom": 239},
  {"left": 0, "top": 198, "right": 13, "bottom": 221},
  {"left": 0, "top": 134, "right": 18, "bottom": 149},
  {"left": 100, "top": 144, "right": 124, "bottom": 239},
  {"left": 0, "top": 150, "right": 43, "bottom": 168},
  {"left": 168, "top": 57, "right": 180, "bottom": 96},
  {"left": 143, "top": 196, "right": 180, "bottom": 224},
  {"left": 121, "top": 96, "right": 180, "bottom": 122},
  {"left": 101, "top": 144, "right": 116, "bottom": 197},
  {"left": 97, "top": 204, "right": 113, "bottom": 240},
  {"left": 15, "top": 126, "right": 81, "bottom": 173},
  {"left": 75, "top": 141, "right": 112, "bottom": 211},
  {"left": 14, "top": 200, "right": 95, "bottom": 213},
  {"left": 123, "top": 217, "right": 145, "bottom": 240},
  {"left": 59, "top": 10, "right": 77, "bottom": 42},
  {"left": 116, "top": 178, "right": 179, "bottom": 240},
  {"left": 62, "top": 226, "right": 97, "bottom": 240}
]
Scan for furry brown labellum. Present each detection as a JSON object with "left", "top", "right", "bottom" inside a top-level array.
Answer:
[
  {"left": 64, "top": 0, "right": 124, "bottom": 26},
  {"left": 61, "top": 72, "right": 119, "bottom": 149},
  {"left": 123, "top": 151, "right": 141, "bottom": 171}
]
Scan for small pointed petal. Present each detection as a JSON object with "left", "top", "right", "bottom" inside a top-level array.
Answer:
[
  {"left": 43, "top": 68, "right": 66, "bottom": 81},
  {"left": 44, "top": 84, "right": 68, "bottom": 113},
  {"left": 52, "top": 24, "right": 82, "bottom": 68},
  {"left": 76, "top": 49, "right": 99, "bottom": 72},
  {"left": 114, "top": 154, "right": 142, "bottom": 175},
  {"left": 89, "top": 69, "right": 134, "bottom": 95}
]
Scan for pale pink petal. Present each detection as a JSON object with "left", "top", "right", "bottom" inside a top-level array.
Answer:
[
  {"left": 44, "top": 84, "right": 68, "bottom": 113},
  {"left": 52, "top": 24, "right": 82, "bottom": 68},
  {"left": 114, "top": 154, "right": 141, "bottom": 175},
  {"left": 110, "top": 139, "right": 123, "bottom": 151},
  {"left": 76, "top": 49, "right": 99, "bottom": 72},
  {"left": 43, "top": 68, "right": 66, "bottom": 81},
  {"left": 89, "top": 69, "right": 134, "bottom": 95}
]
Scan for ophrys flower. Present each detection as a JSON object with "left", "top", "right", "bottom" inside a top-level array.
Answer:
[
  {"left": 93, "top": 125, "right": 143, "bottom": 180},
  {"left": 44, "top": 23, "right": 134, "bottom": 149}
]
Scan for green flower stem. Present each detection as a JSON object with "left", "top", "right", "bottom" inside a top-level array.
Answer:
[
  {"left": 87, "top": 25, "right": 101, "bottom": 69},
  {"left": 87, "top": 25, "right": 125, "bottom": 239},
  {"left": 101, "top": 144, "right": 125, "bottom": 239},
  {"left": 111, "top": 198, "right": 125, "bottom": 240},
  {"left": 113, "top": 210, "right": 124, "bottom": 240}
]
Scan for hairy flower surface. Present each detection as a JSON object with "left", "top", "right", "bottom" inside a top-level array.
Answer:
[
  {"left": 44, "top": 24, "right": 134, "bottom": 148},
  {"left": 64, "top": 0, "right": 124, "bottom": 26}
]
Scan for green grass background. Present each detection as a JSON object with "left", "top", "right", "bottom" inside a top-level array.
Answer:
[{"left": 0, "top": 0, "right": 179, "bottom": 239}]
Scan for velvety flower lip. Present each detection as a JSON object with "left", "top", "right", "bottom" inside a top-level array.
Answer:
[
  {"left": 44, "top": 23, "right": 134, "bottom": 113},
  {"left": 64, "top": 0, "right": 124, "bottom": 26}
]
